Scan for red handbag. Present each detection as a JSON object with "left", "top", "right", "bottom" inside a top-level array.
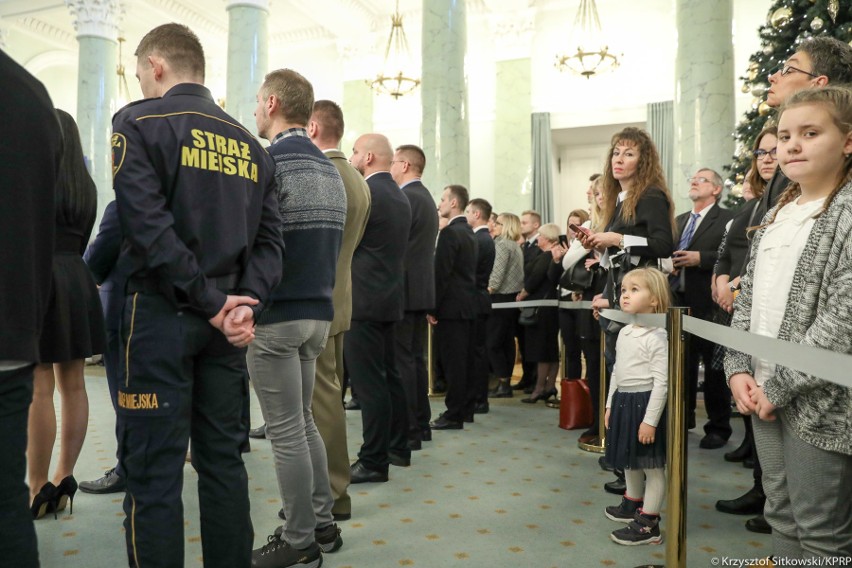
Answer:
[{"left": 559, "top": 379, "right": 593, "bottom": 430}]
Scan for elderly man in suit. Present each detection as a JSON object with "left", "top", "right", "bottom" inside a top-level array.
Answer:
[
  {"left": 428, "top": 185, "right": 478, "bottom": 430},
  {"left": 390, "top": 144, "right": 438, "bottom": 450},
  {"left": 306, "top": 100, "right": 371, "bottom": 518},
  {"left": 347, "top": 133, "right": 412, "bottom": 483},
  {"left": 671, "top": 168, "right": 734, "bottom": 449}
]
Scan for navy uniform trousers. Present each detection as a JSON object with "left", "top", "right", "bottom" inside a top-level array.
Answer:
[{"left": 117, "top": 292, "right": 252, "bottom": 568}]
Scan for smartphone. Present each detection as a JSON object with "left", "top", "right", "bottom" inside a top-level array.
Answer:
[
  {"left": 569, "top": 223, "right": 589, "bottom": 236},
  {"left": 558, "top": 234, "right": 570, "bottom": 247}
]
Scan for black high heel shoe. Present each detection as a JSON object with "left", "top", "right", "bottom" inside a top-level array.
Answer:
[
  {"left": 542, "top": 388, "right": 558, "bottom": 402},
  {"left": 521, "top": 389, "right": 553, "bottom": 404},
  {"left": 31, "top": 482, "right": 57, "bottom": 520},
  {"left": 54, "top": 475, "right": 78, "bottom": 515}
]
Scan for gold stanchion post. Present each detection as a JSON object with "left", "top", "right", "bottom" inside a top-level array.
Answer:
[{"left": 578, "top": 328, "right": 607, "bottom": 453}]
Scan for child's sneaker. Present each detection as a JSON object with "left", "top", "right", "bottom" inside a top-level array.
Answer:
[
  {"left": 610, "top": 512, "right": 663, "bottom": 545},
  {"left": 604, "top": 496, "right": 644, "bottom": 523}
]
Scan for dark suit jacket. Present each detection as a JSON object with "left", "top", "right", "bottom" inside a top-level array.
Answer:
[
  {"left": 716, "top": 199, "right": 759, "bottom": 280},
  {"left": 473, "top": 227, "right": 495, "bottom": 315},
  {"left": 431, "top": 216, "right": 477, "bottom": 320},
  {"left": 606, "top": 187, "right": 675, "bottom": 262},
  {"left": 522, "top": 237, "right": 542, "bottom": 269},
  {"left": 675, "top": 203, "right": 734, "bottom": 316},
  {"left": 84, "top": 201, "right": 129, "bottom": 332},
  {"left": 401, "top": 180, "right": 438, "bottom": 312},
  {"left": 525, "top": 250, "right": 557, "bottom": 301},
  {"left": 351, "top": 172, "right": 411, "bottom": 322}
]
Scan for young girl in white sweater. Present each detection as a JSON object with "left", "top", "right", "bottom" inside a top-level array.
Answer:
[{"left": 603, "top": 267, "right": 670, "bottom": 545}]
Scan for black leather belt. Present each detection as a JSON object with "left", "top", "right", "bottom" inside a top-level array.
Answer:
[{"left": 127, "top": 273, "right": 240, "bottom": 295}]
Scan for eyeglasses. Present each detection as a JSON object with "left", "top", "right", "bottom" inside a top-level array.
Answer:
[
  {"left": 687, "top": 176, "right": 712, "bottom": 184},
  {"left": 774, "top": 64, "right": 819, "bottom": 78},
  {"left": 753, "top": 148, "right": 778, "bottom": 159}
]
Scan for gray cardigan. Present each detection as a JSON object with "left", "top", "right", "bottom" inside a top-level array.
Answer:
[{"left": 725, "top": 179, "right": 852, "bottom": 456}]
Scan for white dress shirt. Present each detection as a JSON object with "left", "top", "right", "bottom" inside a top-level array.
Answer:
[{"left": 606, "top": 324, "right": 669, "bottom": 427}]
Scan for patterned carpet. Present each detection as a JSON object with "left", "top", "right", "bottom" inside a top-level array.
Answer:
[{"left": 33, "top": 366, "right": 770, "bottom": 567}]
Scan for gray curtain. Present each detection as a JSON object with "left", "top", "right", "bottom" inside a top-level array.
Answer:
[
  {"left": 647, "top": 101, "right": 674, "bottom": 190},
  {"left": 531, "top": 112, "right": 554, "bottom": 223}
]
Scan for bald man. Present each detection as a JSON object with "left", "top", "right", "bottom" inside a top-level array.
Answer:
[{"left": 346, "top": 134, "right": 412, "bottom": 483}]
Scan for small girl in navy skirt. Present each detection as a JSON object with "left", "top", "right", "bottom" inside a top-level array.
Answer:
[{"left": 603, "top": 267, "right": 670, "bottom": 545}]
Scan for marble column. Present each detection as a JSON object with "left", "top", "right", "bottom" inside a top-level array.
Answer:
[
  {"left": 66, "top": 0, "right": 122, "bottom": 224},
  {"left": 421, "top": 0, "right": 469, "bottom": 196},
  {"left": 673, "top": 0, "right": 735, "bottom": 213},
  {"left": 342, "top": 79, "right": 373, "bottom": 154},
  {"left": 225, "top": 0, "right": 269, "bottom": 133},
  {"left": 494, "top": 58, "right": 532, "bottom": 213}
]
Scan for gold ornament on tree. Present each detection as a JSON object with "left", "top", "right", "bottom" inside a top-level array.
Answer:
[
  {"left": 741, "top": 83, "right": 751, "bottom": 94},
  {"left": 810, "top": 17, "right": 824, "bottom": 31},
  {"left": 770, "top": 7, "right": 793, "bottom": 28},
  {"left": 758, "top": 101, "right": 772, "bottom": 116},
  {"left": 828, "top": 0, "right": 839, "bottom": 23}
]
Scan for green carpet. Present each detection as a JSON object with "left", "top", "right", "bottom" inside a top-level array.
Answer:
[{"left": 33, "top": 367, "right": 769, "bottom": 567}]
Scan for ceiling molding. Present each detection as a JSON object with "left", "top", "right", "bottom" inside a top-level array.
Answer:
[
  {"left": 143, "top": 0, "right": 227, "bottom": 36},
  {"left": 14, "top": 16, "right": 76, "bottom": 47},
  {"left": 25, "top": 48, "right": 78, "bottom": 74}
]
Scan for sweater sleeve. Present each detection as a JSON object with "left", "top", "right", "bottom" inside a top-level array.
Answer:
[
  {"left": 764, "top": 225, "right": 852, "bottom": 407},
  {"left": 642, "top": 330, "right": 669, "bottom": 427},
  {"left": 489, "top": 239, "right": 509, "bottom": 291}
]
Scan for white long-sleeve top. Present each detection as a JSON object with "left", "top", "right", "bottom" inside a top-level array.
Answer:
[{"left": 606, "top": 324, "right": 669, "bottom": 427}]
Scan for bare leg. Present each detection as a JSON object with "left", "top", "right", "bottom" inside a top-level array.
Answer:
[
  {"left": 27, "top": 363, "right": 56, "bottom": 501},
  {"left": 51, "top": 359, "right": 88, "bottom": 484}
]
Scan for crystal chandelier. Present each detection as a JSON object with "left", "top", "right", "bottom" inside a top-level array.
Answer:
[
  {"left": 369, "top": 0, "right": 420, "bottom": 99},
  {"left": 554, "top": 0, "right": 620, "bottom": 79}
]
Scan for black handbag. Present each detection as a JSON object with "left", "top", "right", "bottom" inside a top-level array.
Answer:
[
  {"left": 559, "top": 252, "right": 603, "bottom": 293},
  {"left": 518, "top": 306, "right": 539, "bottom": 326}
]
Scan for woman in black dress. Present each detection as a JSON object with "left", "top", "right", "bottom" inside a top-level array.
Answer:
[
  {"left": 27, "top": 110, "right": 105, "bottom": 519},
  {"left": 517, "top": 223, "right": 562, "bottom": 403}
]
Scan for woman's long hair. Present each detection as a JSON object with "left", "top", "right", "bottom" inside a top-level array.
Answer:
[
  {"left": 759, "top": 86, "right": 852, "bottom": 229},
  {"left": 55, "top": 109, "right": 97, "bottom": 230},
  {"left": 599, "top": 127, "right": 675, "bottom": 236},
  {"left": 746, "top": 125, "right": 778, "bottom": 200}
]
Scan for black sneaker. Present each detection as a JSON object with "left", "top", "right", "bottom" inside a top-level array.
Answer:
[
  {"left": 252, "top": 535, "right": 322, "bottom": 568},
  {"left": 605, "top": 497, "right": 644, "bottom": 523},
  {"left": 273, "top": 524, "right": 342, "bottom": 554},
  {"left": 314, "top": 523, "right": 343, "bottom": 553},
  {"left": 79, "top": 467, "right": 125, "bottom": 494},
  {"left": 610, "top": 512, "right": 663, "bottom": 546}
]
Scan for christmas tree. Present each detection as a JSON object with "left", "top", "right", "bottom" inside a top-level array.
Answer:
[{"left": 724, "top": 0, "right": 852, "bottom": 208}]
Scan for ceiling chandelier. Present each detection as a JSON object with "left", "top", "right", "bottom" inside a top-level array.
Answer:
[
  {"left": 554, "top": 0, "right": 620, "bottom": 79},
  {"left": 116, "top": 36, "right": 132, "bottom": 107},
  {"left": 368, "top": 0, "right": 420, "bottom": 99}
]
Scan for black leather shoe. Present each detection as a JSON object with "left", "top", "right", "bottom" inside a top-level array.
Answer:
[
  {"left": 248, "top": 425, "right": 268, "bottom": 439},
  {"left": 687, "top": 413, "right": 696, "bottom": 430},
  {"left": 79, "top": 467, "right": 125, "bottom": 494},
  {"left": 511, "top": 381, "right": 531, "bottom": 391},
  {"left": 349, "top": 460, "right": 388, "bottom": 484},
  {"left": 488, "top": 381, "right": 513, "bottom": 398},
  {"left": 598, "top": 456, "right": 614, "bottom": 472},
  {"left": 715, "top": 487, "right": 765, "bottom": 515},
  {"left": 699, "top": 433, "right": 727, "bottom": 449},
  {"left": 745, "top": 515, "right": 772, "bottom": 534},
  {"left": 462, "top": 414, "right": 474, "bottom": 423},
  {"left": 430, "top": 415, "right": 463, "bottom": 430},
  {"left": 407, "top": 438, "right": 422, "bottom": 451},
  {"left": 421, "top": 428, "right": 432, "bottom": 442},
  {"left": 604, "top": 478, "right": 626, "bottom": 495},
  {"left": 388, "top": 452, "right": 411, "bottom": 467},
  {"left": 743, "top": 457, "right": 755, "bottom": 469},
  {"left": 724, "top": 439, "right": 752, "bottom": 462},
  {"left": 473, "top": 402, "right": 489, "bottom": 414},
  {"left": 344, "top": 399, "right": 361, "bottom": 411}
]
